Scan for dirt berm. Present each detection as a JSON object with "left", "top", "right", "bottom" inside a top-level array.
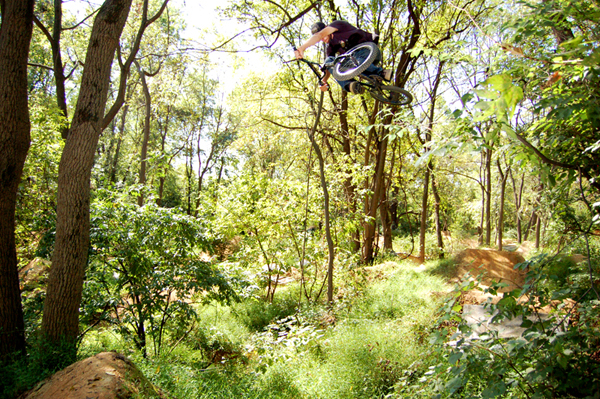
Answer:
[
  {"left": 454, "top": 248, "right": 526, "bottom": 291},
  {"left": 19, "top": 351, "right": 165, "bottom": 399}
]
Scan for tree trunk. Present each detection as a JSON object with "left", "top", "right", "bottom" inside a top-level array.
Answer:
[
  {"left": 136, "top": 61, "right": 151, "bottom": 207},
  {"left": 0, "top": 0, "right": 35, "bottom": 360},
  {"left": 363, "top": 134, "right": 388, "bottom": 264},
  {"left": 484, "top": 147, "right": 492, "bottom": 245},
  {"left": 535, "top": 213, "right": 541, "bottom": 249},
  {"left": 52, "top": 0, "right": 69, "bottom": 139},
  {"left": 380, "top": 188, "right": 393, "bottom": 251},
  {"left": 338, "top": 91, "right": 361, "bottom": 253},
  {"left": 110, "top": 104, "right": 128, "bottom": 183},
  {"left": 419, "top": 163, "right": 431, "bottom": 263},
  {"left": 42, "top": 0, "right": 133, "bottom": 349},
  {"left": 432, "top": 171, "right": 444, "bottom": 259},
  {"left": 418, "top": 60, "right": 444, "bottom": 263},
  {"left": 308, "top": 92, "right": 335, "bottom": 303},
  {"left": 509, "top": 170, "right": 524, "bottom": 243},
  {"left": 496, "top": 158, "right": 509, "bottom": 251}
]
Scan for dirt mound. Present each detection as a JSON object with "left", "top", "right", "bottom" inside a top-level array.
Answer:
[
  {"left": 454, "top": 248, "right": 526, "bottom": 292},
  {"left": 20, "top": 352, "right": 165, "bottom": 399}
]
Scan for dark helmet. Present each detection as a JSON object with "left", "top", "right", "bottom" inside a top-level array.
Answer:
[{"left": 310, "top": 22, "right": 326, "bottom": 35}]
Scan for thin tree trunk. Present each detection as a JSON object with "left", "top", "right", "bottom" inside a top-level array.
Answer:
[
  {"left": 0, "top": 0, "right": 35, "bottom": 360},
  {"left": 509, "top": 170, "right": 524, "bottom": 243},
  {"left": 479, "top": 154, "right": 485, "bottom": 245},
  {"left": 109, "top": 104, "right": 128, "bottom": 183},
  {"left": 380, "top": 188, "right": 393, "bottom": 250},
  {"left": 418, "top": 60, "right": 444, "bottom": 263},
  {"left": 363, "top": 134, "right": 388, "bottom": 264},
  {"left": 308, "top": 92, "right": 335, "bottom": 303},
  {"left": 432, "top": 171, "right": 444, "bottom": 259},
  {"left": 42, "top": 0, "right": 133, "bottom": 349},
  {"left": 485, "top": 147, "right": 492, "bottom": 245},
  {"left": 419, "top": 163, "right": 431, "bottom": 263},
  {"left": 496, "top": 158, "right": 509, "bottom": 251},
  {"left": 51, "top": 0, "right": 68, "bottom": 138},
  {"left": 535, "top": 213, "right": 541, "bottom": 249},
  {"left": 339, "top": 91, "right": 360, "bottom": 253},
  {"left": 136, "top": 61, "right": 151, "bottom": 206}
]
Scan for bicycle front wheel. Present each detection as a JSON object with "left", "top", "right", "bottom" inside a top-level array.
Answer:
[
  {"left": 369, "top": 85, "right": 413, "bottom": 106},
  {"left": 331, "top": 42, "right": 380, "bottom": 81}
]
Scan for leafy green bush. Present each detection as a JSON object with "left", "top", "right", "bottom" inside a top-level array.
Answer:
[
  {"left": 233, "top": 292, "right": 298, "bottom": 332},
  {"left": 82, "top": 190, "right": 239, "bottom": 357},
  {"left": 425, "top": 253, "right": 600, "bottom": 398}
]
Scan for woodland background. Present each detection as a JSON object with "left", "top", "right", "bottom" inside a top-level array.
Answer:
[{"left": 1, "top": 0, "right": 599, "bottom": 398}]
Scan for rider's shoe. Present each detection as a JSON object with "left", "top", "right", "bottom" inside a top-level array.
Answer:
[
  {"left": 349, "top": 81, "right": 364, "bottom": 94},
  {"left": 381, "top": 69, "right": 393, "bottom": 81}
]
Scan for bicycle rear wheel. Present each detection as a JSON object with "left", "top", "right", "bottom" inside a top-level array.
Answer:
[
  {"left": 368, "top": 85, "right": 413, "bottom": 106},
  {"left": 331, "top": 42, "right": 380, "bottom": 81}
]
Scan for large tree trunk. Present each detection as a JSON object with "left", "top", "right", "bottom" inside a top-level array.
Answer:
[
  {"left": 0, "top": 0, "right": 35, "bottom": 360},
  {"left": 42, "top": 0, "right": 132, "bottom": 348}
]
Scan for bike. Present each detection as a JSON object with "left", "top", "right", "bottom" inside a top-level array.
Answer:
[{"left": 291, "top": 42, "right": 413, "bottom": 106}]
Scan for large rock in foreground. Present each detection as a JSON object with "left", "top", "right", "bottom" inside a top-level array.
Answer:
[{"left": 20, "top": 352, "right": 165, "bottom": 399}]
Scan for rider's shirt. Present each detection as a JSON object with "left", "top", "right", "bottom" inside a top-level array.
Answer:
[{"left": 326, "top": 20, "right": 376, "bottom": 57}]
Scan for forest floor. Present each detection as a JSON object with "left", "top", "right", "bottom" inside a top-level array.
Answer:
[{"left": 19, "top": 241, "right": 533, "bottom": 399}]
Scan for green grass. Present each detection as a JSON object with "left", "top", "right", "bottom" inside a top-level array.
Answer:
[{"left": 74, "top": 258, "right": 452, "bottom": 399}]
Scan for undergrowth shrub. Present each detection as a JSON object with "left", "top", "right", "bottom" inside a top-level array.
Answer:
[
  {"left": 233, "top": 292, "right": 298, "bottom": 332},
  {"left": 423, "top": 250, "right": 600, "bottom": 398}
]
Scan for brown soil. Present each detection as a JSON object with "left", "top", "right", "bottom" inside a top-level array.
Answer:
[
  {"left": 19, "top": 352, "right": 166, "bottom": 399},
  {"left": 454, "top": 248, "right": 527, "bottom": 292}
]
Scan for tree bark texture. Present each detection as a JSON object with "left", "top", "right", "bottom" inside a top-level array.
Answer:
[
  {"left": 42, "top": 0, "right": 133, "bottom": 345},
  {"left": 0, "top": 0, "right": 35, "bottom": 360}
]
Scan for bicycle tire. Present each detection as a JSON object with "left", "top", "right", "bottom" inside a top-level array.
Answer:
[
  {"left": 368, "top": 85, "right": 413, "bottom": 106},
  {"left": 331, "top": 42, "right": 380, "bottom": 81}
]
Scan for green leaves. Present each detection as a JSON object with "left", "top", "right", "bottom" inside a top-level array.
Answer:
[
  {"left": 84, "top": 190, "right": 239, "bottom": 356},
  {"left": 474, "top": 74, "right": 524, "bottom": 124}
]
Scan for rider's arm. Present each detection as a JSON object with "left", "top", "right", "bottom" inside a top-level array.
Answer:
[{"left": 294, "top": 26, "right": 337, "bottom": 59}]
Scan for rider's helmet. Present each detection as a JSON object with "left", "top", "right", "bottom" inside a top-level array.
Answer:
[{"left": 310, "top": 22, "right": 326, "bottom": 35}]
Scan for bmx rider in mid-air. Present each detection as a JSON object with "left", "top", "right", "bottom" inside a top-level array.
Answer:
[{"left": 294, "top": 20, "right": 392, "bottom": 94}]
